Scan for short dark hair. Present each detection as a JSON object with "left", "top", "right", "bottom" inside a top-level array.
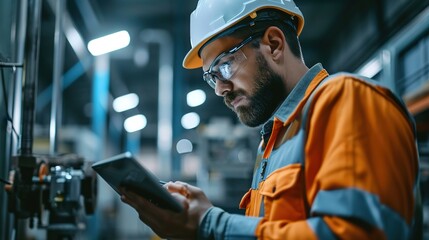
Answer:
[{"left": 228, "top": 9, "right": 303, "bottom": 58}]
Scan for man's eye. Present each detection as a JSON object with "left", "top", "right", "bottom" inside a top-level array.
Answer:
[{"left": 219, "top": 62, "right": 232, "bottom": 79}]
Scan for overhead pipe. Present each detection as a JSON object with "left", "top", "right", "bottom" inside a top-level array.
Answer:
[
  {"left": 140, "top": 29, "right": 173, "bottom": 178},
  {"left": 49, "top": 0, "right": 66, "bottom": 155}
]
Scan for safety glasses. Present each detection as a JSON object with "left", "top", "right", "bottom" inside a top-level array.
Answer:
[{"left": 202, "top": 34, "right": 259, "bottom": 89}]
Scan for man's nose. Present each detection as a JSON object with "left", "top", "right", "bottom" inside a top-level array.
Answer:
[{"left": 215, "top": 80, "right": 232, "bottom": 97}]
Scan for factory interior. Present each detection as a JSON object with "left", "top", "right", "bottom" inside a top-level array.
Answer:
[{"left": 0, "top": 0, "right": 428, "bottom": 239}]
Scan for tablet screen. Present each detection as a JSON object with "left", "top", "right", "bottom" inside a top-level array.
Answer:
[{"left": 92, "top": 152, "right": 183, "bottom": 212}]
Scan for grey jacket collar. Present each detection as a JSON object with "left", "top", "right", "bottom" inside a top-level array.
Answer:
[{"left": 260, "top": 63, "right": 325, "bottom": 138}]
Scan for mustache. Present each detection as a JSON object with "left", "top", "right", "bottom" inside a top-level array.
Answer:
[{"left": 224, "top": 91, "right": 244, "bottom": 108}]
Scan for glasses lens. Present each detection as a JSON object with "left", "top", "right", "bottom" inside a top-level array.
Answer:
[
  {"left": 203, "top": 73, "right": 217, "bottom": 89},
  {"left": 202, "top": 35, "right": 251, "bottom": 89},
  {"left": 212, "top": 50, "right": 247, "bottom": 82},
  {"left": 218, "top": 61, "right": 233, "bottom": 80}
]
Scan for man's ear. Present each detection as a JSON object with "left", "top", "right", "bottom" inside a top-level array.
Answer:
[{"left": 260, "top": 26, "right": 285, "bottom": 62}]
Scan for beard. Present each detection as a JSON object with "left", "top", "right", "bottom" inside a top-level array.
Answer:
[{"left": 224, "top": 53, "right": 286, "bottom": 127}]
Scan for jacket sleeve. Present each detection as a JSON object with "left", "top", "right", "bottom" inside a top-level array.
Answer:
[
  {"left": 198, "top": 207, "right": 261, "bottom": 239},
  {"left": 257, "top": 76, "right": 418, "bottom": 239}
]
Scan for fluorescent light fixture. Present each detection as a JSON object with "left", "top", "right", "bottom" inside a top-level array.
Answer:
[
  {"left": 176, "top": 139, "right": 193, "bottom": 154},
  {"left": 87, "top": 30, "right": 130, "bottom": 56},
  {"left": 181, "top": 112, "right": 200, "bottom": 129},
  {"left": 113, "top": 93, "right": 139, "bottom": 112},
  {"left": 187, "top": 89, "right": 206, "bottom": 107},
  {"left": 124, "top": 114, "right": 147, "bottom": 133},
  {"left": 357, "top": 58, "right": 381, "bottom": 78}
]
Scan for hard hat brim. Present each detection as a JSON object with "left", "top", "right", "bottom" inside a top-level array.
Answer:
[{"left": 182, "top": 39, "right": 207, "bottom": 69}]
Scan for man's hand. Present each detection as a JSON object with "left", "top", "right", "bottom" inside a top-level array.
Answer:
[{"left": 120, "top": 181, "right": 213, "bottom": 239}]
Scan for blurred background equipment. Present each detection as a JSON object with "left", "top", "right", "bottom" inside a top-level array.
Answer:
[
  {"left": 1, "top": 0, "right": 97, "bottom": 239},
  {"left": 7, "top": 154, "right": 97, "bottom": 239}
]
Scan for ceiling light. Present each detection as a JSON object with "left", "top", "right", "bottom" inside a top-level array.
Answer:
[
  {"left": 357, "top": 58, "right": 381, "bottom": 78},
  {"left": 181, "top": 112, "right": 200, "bottom": 129},
  {"left": 176, "top": 139, "right": 193, "bottom": 154},
  {"left": 113, "top": 93, "right": 139, "bottom": 112},
  {"left": 87, "top": 30, "right": 130, "bottom": 56},
  {"left": 124, "top": 114, "right": 147, "bottom": 133},
  {"left": 187, "top": 89, "right": 206, "bottom": 107}
]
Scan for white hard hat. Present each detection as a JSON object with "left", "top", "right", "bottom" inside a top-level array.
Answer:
[{"left": 183, "top": 0, "right": 304, "bottom": 69}]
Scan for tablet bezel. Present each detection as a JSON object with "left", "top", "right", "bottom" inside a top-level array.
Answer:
[{"left": 91, "top": 152, "right": 183, "bottom": 212}]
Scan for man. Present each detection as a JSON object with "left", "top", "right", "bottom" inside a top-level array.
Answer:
[{"left": 121, "top": 0, "right": 422, "bottom": 239}]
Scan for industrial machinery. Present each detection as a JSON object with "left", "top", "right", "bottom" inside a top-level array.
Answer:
[
  {"left": 0, "top": 0, "right": 98, "bottom": 239},
  {"left": 5, "top": 154, "right": 97, "bottom": 239}
]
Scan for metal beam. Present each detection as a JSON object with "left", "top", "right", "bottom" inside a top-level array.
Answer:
[{"left": 49, "top": 0, "right": 66, "bottom": 155}]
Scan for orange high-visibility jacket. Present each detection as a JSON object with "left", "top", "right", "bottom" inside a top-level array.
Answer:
[{"left": 198, "top": 64, "right": 420, "bottom": 239}]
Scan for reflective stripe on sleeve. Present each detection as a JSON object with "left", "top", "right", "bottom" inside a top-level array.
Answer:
[{"left": 311, "top": 188, "right": 409, "bottom": 240}]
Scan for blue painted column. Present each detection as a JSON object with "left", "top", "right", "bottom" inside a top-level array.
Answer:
[
  {"left": 92, "top": 54, "right": 110, "bottom": 160},
  {"left": 126, "top": 131, "right": 141, "bottom": 155},
  {"left": 88, "top": 54, "right": 110, "bottom": 240}
]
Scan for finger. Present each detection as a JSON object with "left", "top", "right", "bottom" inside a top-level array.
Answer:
[
  {"left": 4, "top": 184, "right": 12, "bottom": 192},
  {"left": 165, "top": 181, "right": 186, "bottom": 191},
  {"left": 165, "top": 181, "right": 189, "bottom": 197},
  {"left": 120, "top": 195, "right": 135, "bottom": 209},
  {"left": 174, "top": 182, "right": 203, "bottom": 198},
  {"left": 171, "top": 192, "right": 189, "bottom": 210},
  {"left": 120, "top": 188, "right": 137, "bottom": 202},
  {"left": 120, "top": 192, "right": 167, "bottom": 224},
  {"left": 120, "top": 191, "right": 144, "bottom": 210},
  {"left": 122, "top": 188, "right": 185, "bottom": 217},
  {"left": 120, "top": 188, "right": 154, "bottom": 212}
]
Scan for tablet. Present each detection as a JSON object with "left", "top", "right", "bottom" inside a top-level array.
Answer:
[{"left": 91, "top": 152, "right": 183, "bottom": 212}]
